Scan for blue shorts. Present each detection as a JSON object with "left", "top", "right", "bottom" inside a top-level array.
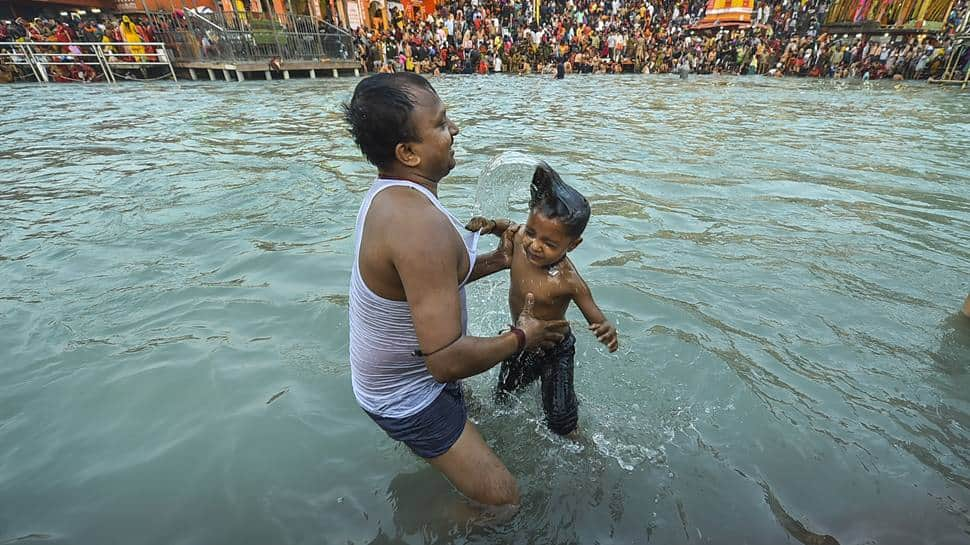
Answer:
[{"left": 365, "top": 382, "right": 467, "bottom": 459}]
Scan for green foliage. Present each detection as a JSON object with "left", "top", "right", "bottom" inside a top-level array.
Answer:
[{"left": 251, "top": 18, "right": 283, "bottom": 45}]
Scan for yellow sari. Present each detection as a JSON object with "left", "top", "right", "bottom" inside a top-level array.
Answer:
[{"left": 120, "top": 16, "right": 146, "bottom": 62}]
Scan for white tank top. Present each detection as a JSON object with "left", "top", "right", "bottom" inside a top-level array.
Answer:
[{"left": 349, "top": 178, "right": 480, "bottom": 418}]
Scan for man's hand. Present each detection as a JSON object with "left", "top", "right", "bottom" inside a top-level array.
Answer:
[
  {"left": 589, "top": 321, "right": 618, "bottom": 352},
  {"left": 465, "top": 216, "right": 494, "bottom": 234},
  {"left": 516, "top": 293, "right": 569, "bottom": 351},
  {"left": 465, "top": 217, "right": 512, "bottom": 236}
]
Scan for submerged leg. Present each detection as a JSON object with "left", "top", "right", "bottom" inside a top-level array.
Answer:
[
  {"left": 427, "top": 420, "right": 520, "bottom": 507},
  {"left": 540, "top": 335, "right": 578, "bottom": 436}
]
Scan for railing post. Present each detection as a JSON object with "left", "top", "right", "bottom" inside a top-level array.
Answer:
[
  {"left": 161, "top": 45, "right": 178, "bottom": 82},
  {"left": 97, "top": 44, "right": 117, "bottom": 84},
  {"left": 17, "top": 43, "right": 44, "bottom": 83},
  {"left": 93, "top": 43, "right": 115, "bottom": 84},
  {"left": 24, "top": 44, "right": 49, "bottom": 83}
]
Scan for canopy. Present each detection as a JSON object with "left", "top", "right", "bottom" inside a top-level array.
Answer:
[{"left": 692, "top": 0, "right": 754, "bottom": 30}]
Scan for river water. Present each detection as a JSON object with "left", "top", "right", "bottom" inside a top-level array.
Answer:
[{"left": 1, "top": 76, "right": 968, "bottom": 545}]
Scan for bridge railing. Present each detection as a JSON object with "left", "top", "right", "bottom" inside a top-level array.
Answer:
[
  {"left": 147, "top": 10, "right": 355, "bottom": 64},
  {"left": 0, "top": 41, "right": 177, "bottom": 83}
]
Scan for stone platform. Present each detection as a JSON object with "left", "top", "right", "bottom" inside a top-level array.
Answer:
[{"left": 176, "top": 59, "right": 361, "bottom": 81}]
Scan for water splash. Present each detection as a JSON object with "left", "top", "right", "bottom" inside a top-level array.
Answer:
[
  {"left": 592, "top": 432, "right": 666, "bottom": 471},
  {"left": 475, "top": 151, "right": 540, "bottom": 219}
]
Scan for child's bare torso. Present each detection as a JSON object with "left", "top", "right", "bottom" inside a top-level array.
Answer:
[{"left": 508, "top": 229, "right": 577, "bottom": 326}]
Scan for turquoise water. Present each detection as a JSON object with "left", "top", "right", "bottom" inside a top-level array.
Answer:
[{"left": 1, "top": 76, "right": 969, "bottom": 545}]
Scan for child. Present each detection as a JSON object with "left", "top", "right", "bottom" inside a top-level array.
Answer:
[{"left": 466, "top": 162, "right": 618, "bottom": 436}]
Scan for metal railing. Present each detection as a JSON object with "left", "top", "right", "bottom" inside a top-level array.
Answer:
[
  {"left": 0, "top": 41, "right": 177, "bottom": 83},
  {"left": 931, "top": 8, "right": 970, "bottom": 86},
  {"left": 147, "top": 10, "right": 355, "bottom": 64}
]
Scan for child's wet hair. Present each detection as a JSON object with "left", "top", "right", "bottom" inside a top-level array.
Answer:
[
  {"left": 529, "top": 161, "right": 590, "bottom": 238},
  {"left": 342, "top": 73, "right": 436, "bottom": 169}
]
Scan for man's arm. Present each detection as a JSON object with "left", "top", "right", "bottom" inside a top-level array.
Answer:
[
  {"left": 395, "top": 213, "right": 566, "bottom": 382},
  {"left": 467, "top": 248, "right": 510, "bottom": 283}
]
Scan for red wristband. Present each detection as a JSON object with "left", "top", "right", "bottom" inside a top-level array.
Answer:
[{"left": 509, "top": 326, "right": 526, "bottom": 353}]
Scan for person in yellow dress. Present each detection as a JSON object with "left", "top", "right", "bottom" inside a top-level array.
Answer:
[{"left": 120, "top": 16, "right": 146, "bottom": 62}]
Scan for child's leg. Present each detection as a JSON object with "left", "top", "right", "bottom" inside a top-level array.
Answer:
[{"left": 539, "top": 333, "right": 578, "bottom": 436}]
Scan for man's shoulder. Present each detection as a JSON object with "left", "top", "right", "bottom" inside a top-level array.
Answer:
[
  {"left": 370, "top": 186, "right": 447, "bottom": 225},
  {"left": 369, "top": 188, "right": 458, "bottom": 247}
]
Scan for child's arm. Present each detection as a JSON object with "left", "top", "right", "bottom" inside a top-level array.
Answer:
[
  {"left": 571, "top": 272, "right": 618, "bottom": 353},
  {"left": 465, "top": 216, "right": 512, "bottom": 236}
]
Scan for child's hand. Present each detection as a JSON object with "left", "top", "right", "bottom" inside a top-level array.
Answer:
[{"left": 588, "top": 321, "right": 618, "bottom": 352}]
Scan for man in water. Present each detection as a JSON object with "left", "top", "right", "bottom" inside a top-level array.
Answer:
[
  {"left": 962, "top": 294, "right": 970, "bottom": 318},
  {"left": 343, "top": 73, "right": 569, "bottom": 507},
  {"left": 678, "top": 58, "right": 689, "bottom": 79}
]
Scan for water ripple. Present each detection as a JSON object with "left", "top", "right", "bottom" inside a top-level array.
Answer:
[{"left": 1, "top": 76, "right": 969, "bottom": 544}]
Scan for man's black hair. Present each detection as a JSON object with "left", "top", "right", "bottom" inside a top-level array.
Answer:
[
  {"left": 529, "top": 161, "right": 590, "bottom": 238},
  {"left": 342, "top": 73, "right": 436, "bottom": 170}
]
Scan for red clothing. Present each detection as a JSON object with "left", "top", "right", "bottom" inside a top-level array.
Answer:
[{"left": 54, "top": 25, "right": 71, "bottom": 52}]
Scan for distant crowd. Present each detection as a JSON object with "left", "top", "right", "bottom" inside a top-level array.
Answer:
[
  {"left": 351, "top": 0, "right": 970, "bottom": 79},
  {"left": 1, "top": 14, "right": 156, "bottom": 53},
  {"left": 1, "top": 14, "right": 159, "bottom": 81},
  {"left": 3, "top": 2, "right": 969, "bottom": 82}
]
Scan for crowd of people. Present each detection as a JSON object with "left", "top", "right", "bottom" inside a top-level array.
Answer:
[
  {"left": 1, "top": 14, "right": 158, "bottom": 53},
  {"left": 352, "top": 0, "right": 970, "bottom": 79},
  {"left": 0, "top": 14, "right": 158, "bottom": 82},
  {"left": 3, "top": 1, "right": 968, "bottom": 82}
]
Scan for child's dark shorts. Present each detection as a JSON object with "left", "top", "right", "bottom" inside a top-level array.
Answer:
[
  {"left": 365, "top": 382, "right": 467, "bottom": 459},
  {"left": 496, "top": 332, "right": 578, "bottom": 435}
]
